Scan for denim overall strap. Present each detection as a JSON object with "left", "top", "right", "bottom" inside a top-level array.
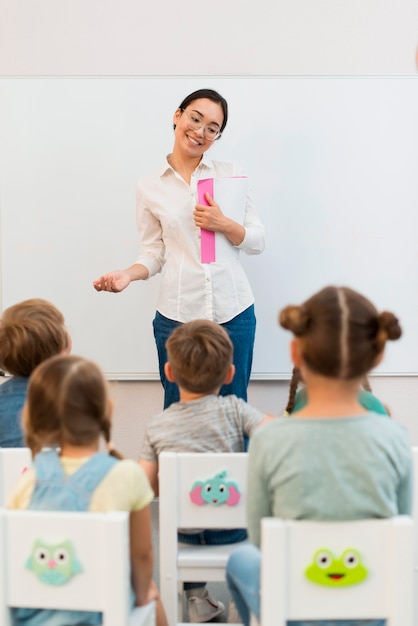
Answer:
[
  {"left": 30, "top": 449, "right": 118, "bottom": 512},
  {"left": 32, "top": 448, "right": 65, "bottom": 481},
  {"left": 66, "top": 452, "right": 118, "bottom": 510}
]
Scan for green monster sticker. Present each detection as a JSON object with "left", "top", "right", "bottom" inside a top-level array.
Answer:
[{"left": 305, "top": 548, "right": 368, "bottom": 587}]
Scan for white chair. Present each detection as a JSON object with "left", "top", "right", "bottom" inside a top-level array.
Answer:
[
  {"left": 0, "top": 447, "right": 31, "bottom": 506},
  {"left": 159, "top": 451, "right": 249, "bottom": 626},
  {"left": 0, "top": 509, "right": 155, "bottom": 626},
  {"left": 258, "top": 516, "right": 414, "bottom": 626}
]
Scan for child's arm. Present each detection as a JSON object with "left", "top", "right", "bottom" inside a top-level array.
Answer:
[
  {"left": 258, "top": 413, "right": 278, "bottom": 428},
  {"left": 129, "top": 506, "right": 169, "bottom": 626},
  {"left": 129, "top": 506, "right": 155, "bottom": 605},
  {"left": 247, "top": 433, "right": 273, "bottom": 547},
  {"left": 138, "top": 459, "right": 159, "bottom": 496}
]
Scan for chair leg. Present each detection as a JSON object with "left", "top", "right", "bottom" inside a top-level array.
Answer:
[{"left": 178, "top": 581, "right": 184, "bottom": 622}]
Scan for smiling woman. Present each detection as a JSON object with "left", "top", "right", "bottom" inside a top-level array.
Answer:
[{"left": 93, "top": 88, "right": 265, "bottom": 409}]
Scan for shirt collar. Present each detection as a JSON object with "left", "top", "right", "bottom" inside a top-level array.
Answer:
[{"left": 159, "top": 154, "right": 214, "bottom": 178}]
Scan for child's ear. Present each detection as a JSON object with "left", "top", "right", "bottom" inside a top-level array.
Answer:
[
  {"left": 290, "top": 338, "right": 303, "bottom": 369},
  {"left": 224, "top": 364, "right": 235, "bottom": 385},
  {"left": 373, "top": 350, "right": 384, "bottom": 368},
  {"left": 62, "top": 331, "right": 72, "bottom": 355},
  {"left": 21, "top": 403, "right": 29, "bottom": 432},
  {"left": 65, "top": 332, "right": 72, "bottom": 354},
  {"left": 164, "top": 362, "right": 176, "bottom": 383}
]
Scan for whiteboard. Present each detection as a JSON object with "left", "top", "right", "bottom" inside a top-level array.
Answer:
[{"left": 0, "top": 77, "right": 417, "bottom": 379}]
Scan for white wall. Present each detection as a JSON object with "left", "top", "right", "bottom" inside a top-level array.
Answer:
[{"left": 1, "top": 0, "right": 417, "bottom": 75}]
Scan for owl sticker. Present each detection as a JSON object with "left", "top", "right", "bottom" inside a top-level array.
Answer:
[{"left": 26, "top": 538, "right": 82, "bottom": 586}]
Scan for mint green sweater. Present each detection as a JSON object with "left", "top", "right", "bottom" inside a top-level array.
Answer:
[{"left": 247, "top": 412, "right": 412, "bottom": 547}]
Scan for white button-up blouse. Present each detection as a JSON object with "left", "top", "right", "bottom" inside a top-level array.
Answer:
[{"left": 135, "top": 155, "right": 265, "bottom": 324}]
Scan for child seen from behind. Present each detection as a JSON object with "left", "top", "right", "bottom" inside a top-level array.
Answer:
[
  {"left": 139, "top": 319, "right": 276, "bottom": 623},
  {"left": 0, "top": 298, "right": 70, "bottom": 447},
  {"left": 226, "top": 285, "right": 412, "bottom": 626},
  {"left": 8, "top": 354, "right": 167, "bottom": 626}
]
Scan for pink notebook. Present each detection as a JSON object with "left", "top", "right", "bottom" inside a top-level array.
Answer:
[
  {"left": 197, "top": 176, "right": 248, "bottom": 263},
  {"left": 197, "top": 178, "right": 216, "bottom": 263}
]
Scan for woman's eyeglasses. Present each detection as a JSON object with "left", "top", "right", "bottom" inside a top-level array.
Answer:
[{"left": 181, "top": 109, "right": 222, "bottom": 141}]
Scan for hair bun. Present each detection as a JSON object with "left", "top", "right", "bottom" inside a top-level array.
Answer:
[
  {"left": 375, "top": 311, "right": 402, "bottom": 352},
  {"left": 279, "top": 305, "right": 310, "bottom": 336},
  {"left": 378, "top": 311, "right": 402, "bottom": 341}
]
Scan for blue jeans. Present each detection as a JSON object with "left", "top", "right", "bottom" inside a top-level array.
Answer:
[
  {"left": 179, "top": 528, "right": 247, "bottom": 592},
  {"left": 226, "top": 545, "right": 385, "bottom": 626},
  {"left": 153, "top": 305, "right": 256, "bottom": 409}
]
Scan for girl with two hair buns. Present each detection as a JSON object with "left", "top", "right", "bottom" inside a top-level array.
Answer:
[{"left": 226, "top": 285, "right": 412, "bottom": 626}]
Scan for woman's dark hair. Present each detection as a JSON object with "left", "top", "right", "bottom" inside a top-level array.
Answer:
[
  {"left": 175, "top": 89, "right": 228, "bottom": 134},
  {"left": 279, "top": 286, "right": 402, "bottom": 381}
]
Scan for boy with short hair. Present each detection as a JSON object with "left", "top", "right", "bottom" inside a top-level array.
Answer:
[{"left": 139, "top": 319, "right": 275, "bottom": 623}]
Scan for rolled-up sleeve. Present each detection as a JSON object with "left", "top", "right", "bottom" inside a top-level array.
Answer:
[{"left": 135, "top": 184, "right": 166, "bottom": 277}]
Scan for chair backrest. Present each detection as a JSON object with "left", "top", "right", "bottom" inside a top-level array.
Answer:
[
  {"left": 260, "top": 516, "right": 415, "bottom": 626},
  {"left": 0, "top": 447, "right": 32, "bottom": 506},
  {"left": 0, "top": 509, "right": 134, "bottom": 626},
  {"left": 159, "top": 451, "right": 248, "bottom": 624},
  {"left": 159, "top": 451, "right": 248, "bottom": 532}
]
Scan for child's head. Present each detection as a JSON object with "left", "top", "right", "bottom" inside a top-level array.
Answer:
[
  {"left": 23, "top": 354, "right": 119, "bottom": 458},
  {"left": 0, "top": 298, "right": 70, "bottom": 376},
  {"left": 165, "top": 320, "right": 234, "bottom": 395},
  {"left": 279, "top": 286, "right": 401, "bottom": 381}
]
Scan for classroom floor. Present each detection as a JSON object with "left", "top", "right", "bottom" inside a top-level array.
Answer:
[{"left": 151, "top": 499, "right": 234, "bottom": 623}]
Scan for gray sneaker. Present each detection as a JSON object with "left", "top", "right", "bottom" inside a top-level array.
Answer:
[{"left": 187, "top": 589, "right": 225, "bottom": 623}]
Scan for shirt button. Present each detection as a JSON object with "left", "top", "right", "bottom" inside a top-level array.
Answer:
[{"left": 206, "top": 277, "right": 210, "bottom": 282}]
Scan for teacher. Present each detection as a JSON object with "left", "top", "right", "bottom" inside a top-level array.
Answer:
[{"left": 93, "top": 88, "right": 265, "bottom": 408}]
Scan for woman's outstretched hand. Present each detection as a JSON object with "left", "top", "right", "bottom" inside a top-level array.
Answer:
[{"left": 93, "top": 270, "right": 131, "bottom": 293}]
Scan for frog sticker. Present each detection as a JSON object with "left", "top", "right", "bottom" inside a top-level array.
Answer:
[{"left": 305, "top": 548, "right": 368, "bottom": 587}]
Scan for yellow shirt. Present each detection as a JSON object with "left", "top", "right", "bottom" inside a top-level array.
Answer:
[{"left": 8, "top": 455, "right": 154, "bottom": 512}]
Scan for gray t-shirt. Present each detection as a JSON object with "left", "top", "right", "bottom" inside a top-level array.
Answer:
[
  {"left": 247, "top": 412, "right": 412, "bottom": 547},
  {"left": 140, "top": 394, "right": 265, "bottom": 462}
]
